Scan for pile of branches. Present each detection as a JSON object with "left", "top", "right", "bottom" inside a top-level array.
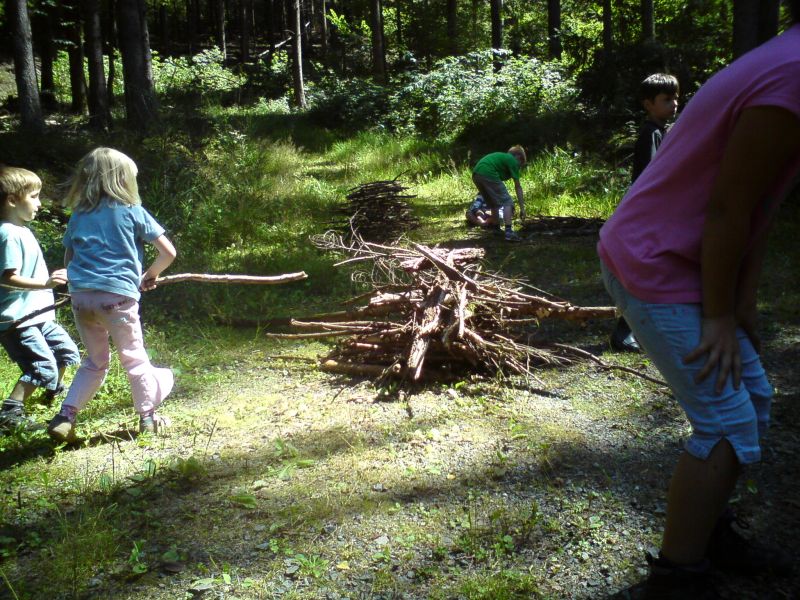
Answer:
[
  {"left": 332, "top": 178, "right": 419, "bottom": 242},
  {"left": 268, "top": 232, "right": 629, "bottom": 386}
]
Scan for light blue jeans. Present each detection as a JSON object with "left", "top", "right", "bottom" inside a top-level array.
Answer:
[{"left": 601, "top": 263, "right": 771, "bottom": 464}]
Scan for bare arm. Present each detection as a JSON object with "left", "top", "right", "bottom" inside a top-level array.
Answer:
[
  {"left": 140, "top": 235, "right": 177, "bottom": 291},
  {"left": 684, "top": 106, "right": 800, "bottom": 391},
  {"left": 0, "top": 268, "right": 67, "bottom": 290}
]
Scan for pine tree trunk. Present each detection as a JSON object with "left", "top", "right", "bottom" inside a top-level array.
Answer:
[
  {"left": 240, "top": 0, "right": 250, "bottom": 62},
  {"left": 733, "top": 0, "right": 759, "bottom": 57},
  {"left": 547, "top": 0, "right": 561, "bottom": 59},
  {"left": 117, "top": 0, "right": 158, "bottom": 128},
  {"left": 446, "top": 0, "right": 457, "bottom": 54},
  {"left": 68, "top": 19, "right": 87, "bottom": 114},
  {"left": 602, "top": 0, "right": 613, "bottom": 61},
  {"left": 84, "top": 0, "right": 112, "bottom": 129},
  {"left": 106, "top": 0, "right": 117, "bottom": 106},
  {"left": 159, "top": 3, "right": 170, "bottom": 52},
  {"left": 217, "top": 0, "right": 227, "bottom": 59},
  {"left": 395, "top": 0, "right": 402, "bottom": 47},
  {"left": 757, "top": 0, "right": 779, "bottom": 44},
  {"left": 267, "top": 0, "right": 275, "bottom": 52},
  {"left": 640, "top": 0, "right": 654, "bottom": 41},
  {"left": 320, "top": 0, "right": 328, "bottom": 58},
  {"left": 37, "top": 6, "right": 57, "bottom": 110},
  {"left": 188, "top": 0, "right": 198, "bottom": 54},
  {"left": 291, "top": 0, "right": 306, "bottom": 107},
  {"left": 8, "top": 0, "right": 44, "bottom": 131},
  {"left": 370, "top": 0, "right": 387, "bottom": 81},
  {"left": 490, "top": 0, "right": 502, "bottom": 50}
]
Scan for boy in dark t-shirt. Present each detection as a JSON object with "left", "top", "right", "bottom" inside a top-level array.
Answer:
[{"left": 611, "top": 73, "right": 679, "bottom": 352}]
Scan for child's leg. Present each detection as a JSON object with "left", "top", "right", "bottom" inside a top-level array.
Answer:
[
  {"left": 102, "top": 298, "right": 173, "bottom": 416},
  {"left": 62, "top": 303, "right": 112, "bottom": 413},
  {"left": 1, "top": 325, "right": 62, "bottom": 405}
]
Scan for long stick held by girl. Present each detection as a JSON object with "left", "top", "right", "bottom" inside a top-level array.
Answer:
[{"left": 48, "top": 148, "right": 177, "bottom": 442}]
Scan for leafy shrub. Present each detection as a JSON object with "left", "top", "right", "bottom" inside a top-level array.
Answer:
[
  {"left": 306, "top": 76, "right": 390, "bottom": 130},
  {"left": 152, "top": 48, "right": 245, "bottom": 98},
  {"left": 388, "top": 50, "right": 578, "bottom": 139}
]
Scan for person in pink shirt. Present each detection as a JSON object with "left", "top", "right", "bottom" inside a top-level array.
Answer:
[{"left": 601, "top": 9, "right": 800, "bottom": 599}]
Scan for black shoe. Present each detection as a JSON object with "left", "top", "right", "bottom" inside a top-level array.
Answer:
[
  {"left": 610, "top": 317, "right": 641, "bottom": 353},
  {"left": 0, "top": 408, "right": 36, "bottom": 432},
  {"left": 609, "top": 552, "right": 720, "bottom": 599},
  {"left": 707, "top": 509, "right": 793, "bottom": 575}
]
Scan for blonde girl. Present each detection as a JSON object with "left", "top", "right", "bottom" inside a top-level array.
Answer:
[{"left": 48, "top": 148, "right": 176, "bottom": 442}]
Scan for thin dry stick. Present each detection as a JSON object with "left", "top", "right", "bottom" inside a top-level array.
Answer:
[
  {"left": 552, "top": 343, "right": 668, "bottom": 386},
  {"left": 155, "top": 272, "right": 308, "bottom": 285},
  {"left": 0, "top": 296, "right": 71, "bottom": 332}
]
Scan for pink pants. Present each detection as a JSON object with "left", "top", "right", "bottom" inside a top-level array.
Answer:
[{"left": 64, "top": 291, "right": 173, "bottom": 416}]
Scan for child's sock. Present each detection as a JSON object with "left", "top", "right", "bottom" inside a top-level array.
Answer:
[{"left": 58, "top": 404, "right": 78, "bottom": 423}]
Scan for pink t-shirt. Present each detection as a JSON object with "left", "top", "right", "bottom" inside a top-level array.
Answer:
[{"left": 599, "top": 24, "right": 800, "bottom": 303}]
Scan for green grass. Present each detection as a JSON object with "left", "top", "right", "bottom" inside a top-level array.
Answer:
[{"left": 1, "top": 102, "right": 798, "bottom": 600}]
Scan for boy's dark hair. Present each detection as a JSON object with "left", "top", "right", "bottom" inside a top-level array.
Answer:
[{"left": 639, "top": 73, "right": 679, "bottom": 103}]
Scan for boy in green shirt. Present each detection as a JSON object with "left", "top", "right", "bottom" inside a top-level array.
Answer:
[{"left": 471, "top": 145, "right": 527, "bottom": 241}]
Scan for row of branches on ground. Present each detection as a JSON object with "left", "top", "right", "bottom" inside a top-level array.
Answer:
[{"left": 267, "top": 232, "right": 664, "bottom": 390}]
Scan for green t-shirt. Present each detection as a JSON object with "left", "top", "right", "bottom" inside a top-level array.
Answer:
[{"left": 472, "top": 152, "right": 521, "bottom": 182}]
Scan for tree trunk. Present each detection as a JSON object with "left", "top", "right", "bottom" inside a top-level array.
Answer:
[
  {"left": 159, "top": 3, "right": 169, "bottom": 52},
  {"left": 106, "top": 0, "right": 117, "bottom": 106},
  {"left": 291, "top": 0, "right": 306, "bottom": 107},
  {"left": 188, "top": 0, "right": 198, "bottom": 54},
  {"left": 84, "top": 0, "right": 112, "bottom": 129},
  {"left": 138, "top": 0, "right": 155, "bottom": 100},
  {"left": 733, "top": 0, "right": 759, "bottom": 57},
  {"left": 547, "top": 0, "right": 561, "bottom": 59},
  {"left": 395, "top": 0, "right": 402, "bottom": 47},
  {"left": 489, "top": 0, "right": 502, "bottom": 50},
  {"left": 68, "top": 20, "right": 87, "bottom": 114},
  {"left": 370, "top": 0, "right": 387, "bottom": 81},
  {"left": 320, "top": 0, "right": 328, "bottom": 58},
  {"left": 217, "top": 0, "right": 227, "bottom": 59},
  {"left": 267, "top": 0, "right": 275, "bottom": 52},
  {"left": 602, "top": 0, "right": 613, "bottom": 61},
  {"left": 446, "top": 0, "right": 457, "bottom": 54},
  {"left": 8, "top": 0, "right": 44, "bottom": 131},
  {"left": 240, "top": 0, "right": 250, "bottom": 61},
  {"left": 36, "top": 6, "right": 57, "bottom": 110},
  {"left": 640, "top": 0, "right": 654, "bottom": 41},
  {"left": 757, "top": 0, "right": 779, "bottom": 44},
  {"left": 117, "top": 0, "right": 158, "bottom": 128}
]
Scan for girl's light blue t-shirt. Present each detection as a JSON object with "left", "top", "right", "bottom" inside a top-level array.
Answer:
[{"left": 63, "top": 203, "right": 165, "bottom": 301}]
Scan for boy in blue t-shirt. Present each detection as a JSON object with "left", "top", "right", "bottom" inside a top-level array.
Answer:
[{"left": 0, "top": 167, "right": 80, "bottom": 430}]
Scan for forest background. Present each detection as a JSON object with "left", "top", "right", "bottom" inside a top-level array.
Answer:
[{"left": 0, "top": 1, "right": 799, "bottom": 599}]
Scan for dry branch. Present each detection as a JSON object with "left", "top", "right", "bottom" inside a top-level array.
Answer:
[{"left": 156, "top": 272, "right": 307, "bottom": 285}]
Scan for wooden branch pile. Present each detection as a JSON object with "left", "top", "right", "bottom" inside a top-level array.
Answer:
[
  {"left": 332, "top": 178, "right": 419, "bottom": 242},
  {"left": 270, "top": 232, "right": 617, "bottom": 385}
]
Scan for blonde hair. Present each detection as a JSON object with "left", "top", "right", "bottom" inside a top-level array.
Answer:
[
  {"left": 508, "top": 145, "right": 527, "bottom": 166},
  {"left": 0, "top": 166, "right": 42, "bottom": 205},
  {"left": 64, "top": 147, "right": 141, "bottom": 212}
]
